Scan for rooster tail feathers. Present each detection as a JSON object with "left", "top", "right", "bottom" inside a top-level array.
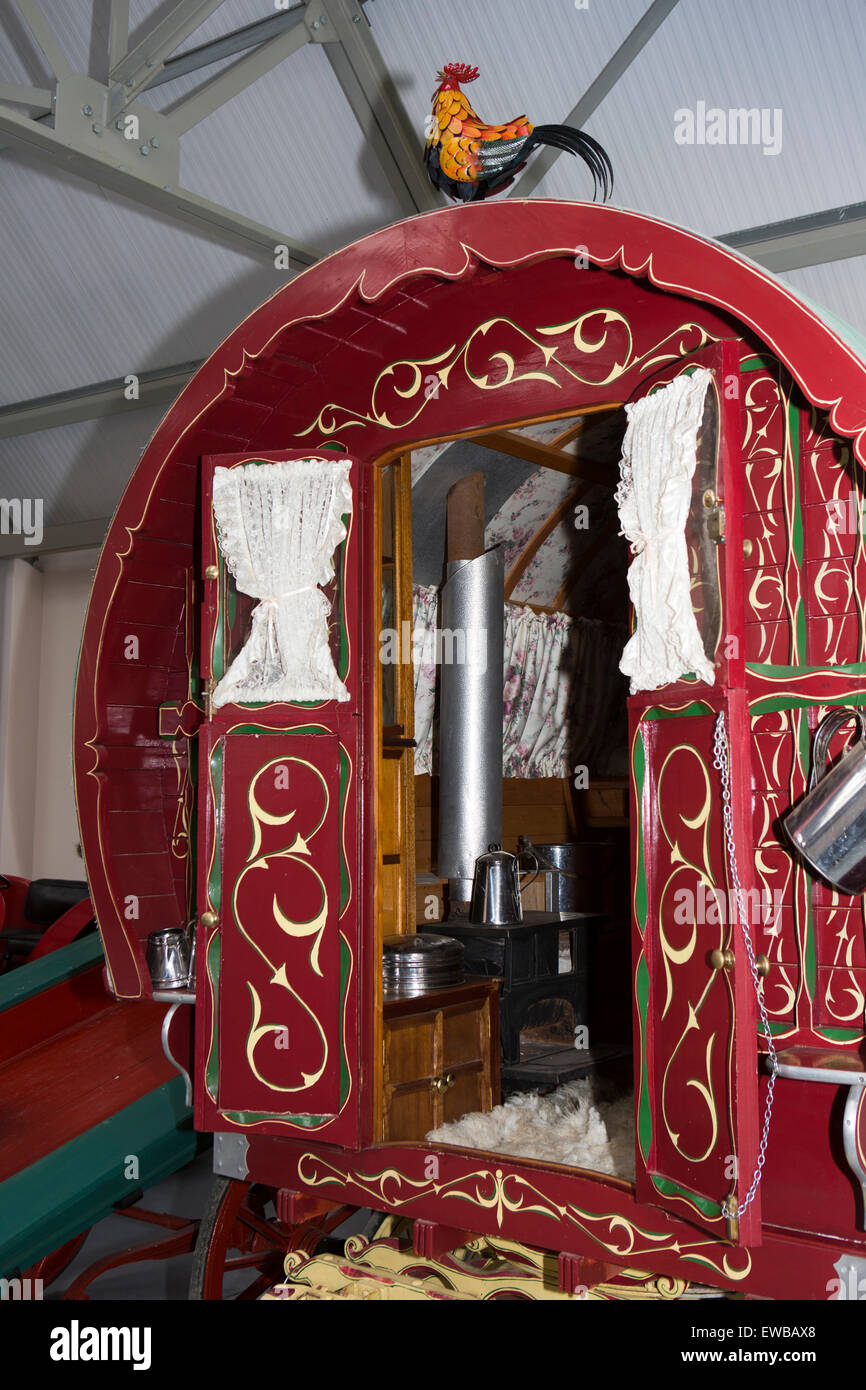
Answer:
[{"left": 529, "top": 124, "right": 614, "bottom": 202}]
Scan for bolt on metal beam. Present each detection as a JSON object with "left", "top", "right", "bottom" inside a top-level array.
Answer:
[
  {"left": 0, "top": 101, "right": 320, "bottom": 264},
  {"left": 109, "top": 0, "right": 229, "bottom": 110}
]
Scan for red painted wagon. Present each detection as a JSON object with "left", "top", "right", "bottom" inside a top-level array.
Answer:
[{"left": 73, "top": 201, "right": 866, "bottom": 1300}]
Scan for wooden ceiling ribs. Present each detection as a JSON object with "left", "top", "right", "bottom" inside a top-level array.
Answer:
[
  {"left": 473, "top": 410, "right": 622, "bottom": 485},
  {"left": 504, "top": 483, "right": 590, "bottom": 599}
]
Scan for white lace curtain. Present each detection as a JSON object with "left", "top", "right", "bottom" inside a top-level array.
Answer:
[
  {"left": 413, "top": 585, "right": 626, "bottom": 777},
  {"left": 211, "top": 458, "right": 353, "bottom": 708},
  {"left": 615, "top": 367, "right": 715, "bottom": 693}
]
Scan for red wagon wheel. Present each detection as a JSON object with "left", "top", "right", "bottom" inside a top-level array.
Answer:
[
  {"left": 23, "top": 1231, "right": 90, "bottom": 1289},
  {"left": 189, "top": 1177, "right": 358, "bottom": 1300}
]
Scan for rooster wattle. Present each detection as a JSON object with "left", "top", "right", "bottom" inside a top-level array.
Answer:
[{"left": 425, "top": 62, "right": 613, "bottom": 203}]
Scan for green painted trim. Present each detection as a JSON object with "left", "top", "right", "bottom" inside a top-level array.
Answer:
[
  {"left": 650, "top": 1173, "right": 722, "bottom": 1220},
  {"left": 207, "top": 741, "right": 223, "bottom": 913},
  {"left": 632, "top": 733, "right": 648, "bottom": 933},
  {"left": 338, "top": 934, "right": 350, "bottom": 1107},
  {"left": 748, "top": 663, "right": 866, "bottom": 677},
  {"left": 221, "top": 1107, "right": 330, "bottom": 1128},
  {"left": 740, "top": 356, "right": 775, "bottom": 373},
  {"left": 205, "top": 927, "right": 221, "bottom": 1102},
  {"left": 640, "top": 701, "right": 715, "bottom": 721},
  {"left": 795, "top": 714, "right": 818, "bottom": 1000},
  {"left": 212, "top": 552, "right": 225, "bottom": 683},
  {"left": 338, "top": 746, "right": 350, "bottom": 913},
  {"left": 335, "top": 511, "right": 350, "bottom": 684},
  {"left": 0, "top": 934, "right": 103, "bottom": 1014},
  {"left": 788, "top": 400, "right": 808, "bottom": 665},
  {"left": 766, "top": 1020, "right": 861, "bottom": 1042},
  {"left": 750, "top": 693, "right": 866, "bottom": 715},
  {"left": 749, "top": 685, "right": 866, "bottom": 721},
  {"left": 0, "top": 1077, "right": 197, "bottom": 1277},
  {"left": 635, "top": 954, "right": 652, "bottom": 1163},
  {"left": 204, "top": 738, "right": 224, "bottom": 1103}
]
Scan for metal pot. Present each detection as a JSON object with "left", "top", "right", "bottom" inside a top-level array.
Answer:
[
  {"left": 783, "top": 708, "right": 866, "bottom": 894},
  {"left": 469, "top": 844, "right": 538, "bottom": 926},
  {"left": 518, "top": 838, "right": 614, "bottom": 913}
]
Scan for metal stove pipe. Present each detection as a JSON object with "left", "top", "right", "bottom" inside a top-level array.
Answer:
[{"left": 436, "top": 545, "right": 504, "bottom": 903}]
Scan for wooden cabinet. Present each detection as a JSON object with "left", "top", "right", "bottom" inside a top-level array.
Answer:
[{"left": 381, "top": 980, "right": 500, "bottom": 1142}]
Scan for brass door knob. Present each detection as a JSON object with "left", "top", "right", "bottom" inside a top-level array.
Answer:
[
  {"left": 430, "top": 1073, "right": 456, "bottom": 1094},
  {"left": 204, "top": 565, "right": 219, "bottom": 579},
  {"left": 710, "top": 947, "right": 735, "bottom": 972},
  {"left": 756, "top": 954, "right": 770, "bottom": 978},
  {"left": 200, "top": 911, "right": 218, "bottom": 927}
]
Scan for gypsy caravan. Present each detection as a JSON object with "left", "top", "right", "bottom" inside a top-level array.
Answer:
[{"left": 73, "top": 201, "right": 866, "bottom": 1300}]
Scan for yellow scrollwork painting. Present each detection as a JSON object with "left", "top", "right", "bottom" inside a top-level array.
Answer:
[
  {"left": 296, "top": 313, "right": 711, "bottom": 440},
  {"left": 233, "top": 755, "right": 332, "bottom": 1096}
]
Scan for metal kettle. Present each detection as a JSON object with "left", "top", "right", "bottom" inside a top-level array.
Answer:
[
  {"left": 783, "top": 707, "right": 866, "bottom": 894},
  {"left": 469, "top": 843, "right": 538, "bottom": 926}
]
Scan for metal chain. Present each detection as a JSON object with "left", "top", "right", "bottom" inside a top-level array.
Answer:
[{"left": 712, "top": 711, "right": 776, "bottom": 1217}]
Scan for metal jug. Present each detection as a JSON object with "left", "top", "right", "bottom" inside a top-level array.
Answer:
[
  {"left": 146, "top": 926, "right": 192, "bottom": 990},
  {"left": 783, "top": 708, "right": 866, "bottom": 894},
  {"left": 469, "top": 844, "right": 539, "bottom": 926}
]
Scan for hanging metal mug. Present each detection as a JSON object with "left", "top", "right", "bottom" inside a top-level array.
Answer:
[
  {"left": 782, "top": 707, "right": 866, "bottom": 894},
  {"left": 146, "top": 927, "right": 192, "bottom": 990}
]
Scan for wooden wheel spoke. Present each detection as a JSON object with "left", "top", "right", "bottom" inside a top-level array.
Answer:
[
  {"left": 192, "top": 1178, "right": 365, "bottom": 1300},
  {"left": 236, "top": 1206, "right": 288, "bottom": 1248}
]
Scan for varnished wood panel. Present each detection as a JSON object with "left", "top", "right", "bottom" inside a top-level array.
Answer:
[{"left": 381, "top": 980, "right": 500, "bottom": 1142}]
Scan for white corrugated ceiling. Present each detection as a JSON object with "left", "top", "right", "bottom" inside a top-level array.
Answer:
[{"left": 1, "top": 0, "right": 864, "bottom": 532}]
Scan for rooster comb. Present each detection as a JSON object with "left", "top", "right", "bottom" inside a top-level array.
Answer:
[{"left": 438, "top": 62, "right": 479, "bottom": 82}]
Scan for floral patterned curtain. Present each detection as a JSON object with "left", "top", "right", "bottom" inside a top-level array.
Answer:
[
  {"left": 412, "top": 583, "right": 440, "bottom": 774},
  {"left": 412, "top": 583, "right": 626, "bottom": 777}
]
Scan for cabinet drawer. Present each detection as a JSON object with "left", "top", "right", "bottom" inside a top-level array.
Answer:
[
  {"left": 387, "top": 1081, "right": 436, "bottom": 1143},
  {"left": 384, "top": 1011, "right": 436, "bottom": 1085},
  {"left": 442, "top": 1063, "right": 488, "bottom": 1124},
  {"left": 441, "top": 1000, "right": 487, "bottom": 1070},
  {"left": 381, "top": 979, "right": 500, "bottom": 1142}
]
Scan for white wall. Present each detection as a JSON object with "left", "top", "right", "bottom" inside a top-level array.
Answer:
[{"left": 0, "top": 549, "right": 97, "bottom": 881}]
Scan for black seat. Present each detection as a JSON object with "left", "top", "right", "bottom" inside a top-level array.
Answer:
[{"left": 22, "top": 878, "right": 90, "bottom": 926}]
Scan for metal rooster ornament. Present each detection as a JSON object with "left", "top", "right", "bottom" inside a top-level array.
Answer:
[{"left": 425, "top": 62, "right": 613, "bottom": 203}]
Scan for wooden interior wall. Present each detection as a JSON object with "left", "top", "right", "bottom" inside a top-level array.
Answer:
[{"left": 414, "top": 775, "right": 575, "bottom": 877}]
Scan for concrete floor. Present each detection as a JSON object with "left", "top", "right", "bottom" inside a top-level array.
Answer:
[
  {"left": 45, "top": 1146, "right": 375, "bottom": 1301},
  {"left": 47, "top": 1147, "right": 215, "bottom": 1301}
]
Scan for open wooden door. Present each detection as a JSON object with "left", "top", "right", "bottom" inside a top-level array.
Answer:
[
  {"left": 626, "top": 341, "right": 764, "bottom": 1246},
  {"left": 193, "top": 450, "right": 373, "bottom": 1149}
]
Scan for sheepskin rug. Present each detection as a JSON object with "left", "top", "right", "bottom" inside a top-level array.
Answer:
[{"left": 426, "top": 1077, "right": 635, "bottom": 1181}]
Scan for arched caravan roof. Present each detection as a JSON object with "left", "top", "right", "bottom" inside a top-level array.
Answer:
[{"left": 74, "top": 200, "right": 866, "bottom": 999}]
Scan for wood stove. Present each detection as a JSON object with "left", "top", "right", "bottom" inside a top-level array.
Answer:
[{"left": 421, "top": 910, "right": 621, "bottom": 1090}]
